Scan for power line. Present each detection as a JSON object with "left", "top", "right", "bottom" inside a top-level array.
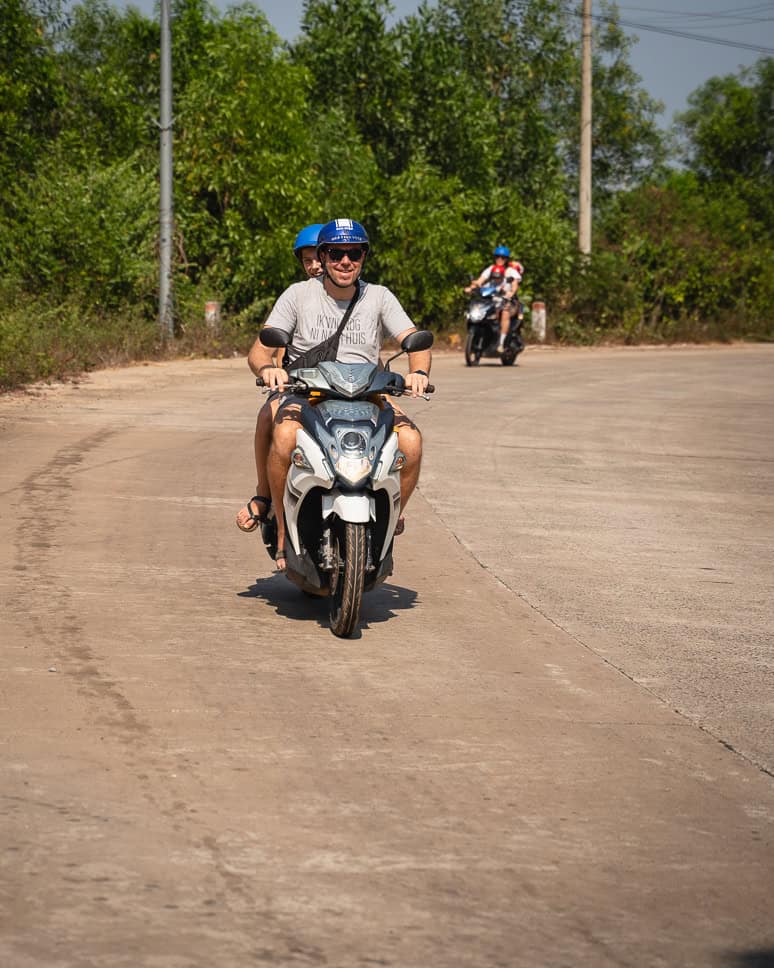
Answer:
[
  {"left": 618, "top": 5, "right": 774, "bottom": 29},
  {"left": 588, "top": 11, "right": 774, "bottom": 55},
  {"left": 619, "top": 3, "right": 774, "bottom": 18}
]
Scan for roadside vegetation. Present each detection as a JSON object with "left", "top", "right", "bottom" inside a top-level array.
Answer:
[{"left": 1, "top": 0, "right": 772, "bottom": 388}]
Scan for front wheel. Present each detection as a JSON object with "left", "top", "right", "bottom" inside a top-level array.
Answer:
[
  {"left": 464, "top": 329, "right": 480, "bottom": 367},
  {"left": 329, "top": 521, "right": 367, "bottom": 638}
]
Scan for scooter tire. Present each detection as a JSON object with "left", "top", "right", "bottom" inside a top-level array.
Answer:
[
  {"left": 329, "top": 521, "right": 367, "bottom": 638},
  {"left": 464, "top": 330, "right": 480, "bottom": 367}
]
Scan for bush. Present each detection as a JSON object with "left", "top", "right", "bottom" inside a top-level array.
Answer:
[
  {"left": 564, "top": 175, "right": 774, "bottom": 342},
  {"left": 0, "top": 152, "right": 157, "bottom": 308},
  {"left": 0, "top": 289, "right": 161, "bottom": 389}
]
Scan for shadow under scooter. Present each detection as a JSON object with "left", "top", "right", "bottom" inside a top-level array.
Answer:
[{"left": 238, "top": 579, "right": 418, "bottom": 635}]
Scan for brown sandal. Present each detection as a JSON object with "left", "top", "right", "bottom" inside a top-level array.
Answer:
[{"left": 236, "top": 494, "right": 271, "bottom": 533}]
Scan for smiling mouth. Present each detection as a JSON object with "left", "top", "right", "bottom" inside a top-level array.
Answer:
[{"left": 329, "top": 266, "right": 356, "bottom": 287}]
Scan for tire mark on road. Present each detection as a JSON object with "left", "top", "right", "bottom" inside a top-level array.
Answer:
[
  {"left": 10, "top": 428, "right": 151, "bottom": 742},
  {"left": 5, "top": 428, "right": 262, "bottom": 864}
]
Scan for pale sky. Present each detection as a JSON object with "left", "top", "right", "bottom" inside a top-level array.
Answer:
[{"left": 120, "top": 0, "right": 774, "bottom": 126}]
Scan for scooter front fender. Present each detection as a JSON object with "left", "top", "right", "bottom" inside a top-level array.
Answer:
[{"left": 322, "top": 492, "right": 373, "bottom": 524}]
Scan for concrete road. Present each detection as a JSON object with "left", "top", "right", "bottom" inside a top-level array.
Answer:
[{"left": 1, "top": 345, "right": 772, "bottom": 968}]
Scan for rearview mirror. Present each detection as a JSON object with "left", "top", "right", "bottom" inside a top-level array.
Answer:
[
  {"left": 259, "top": 328, "right": 290, "bottom": 348},
  {"left": 401, "top": 330, "right": 434, "bottom": 353}
]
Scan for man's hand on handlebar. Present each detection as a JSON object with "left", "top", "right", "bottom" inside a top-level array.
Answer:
[
  {"left": 258, "top": 366, "right": 289, "bottom": 392},
  {"left": 404, "top": 371, "right": 430, "bottom": 398}
]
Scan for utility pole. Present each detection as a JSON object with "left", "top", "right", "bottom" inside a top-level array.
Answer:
[
  {"left": 579, "top": 0, "right": 592, "bottom": 256},
  {"left": 159, "top": 0, "right": 174, "bottom": 338}
]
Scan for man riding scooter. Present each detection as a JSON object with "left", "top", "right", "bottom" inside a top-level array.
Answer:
[{"left": 465, "top": 244, "right": 521, "bottom": 354}]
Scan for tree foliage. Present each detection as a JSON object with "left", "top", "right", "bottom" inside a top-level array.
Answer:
[
  {"left": 569, "top": 56, "right": 774, "bottom": 343},
  {"left": 56, "top": 0, "right": 160, "bottom": 164},
  {"left": 677, "top": 58, "right": 774, "bottom": 230},
  {"left": 0, "top": 0, "right": 63, "bottom": 186}
]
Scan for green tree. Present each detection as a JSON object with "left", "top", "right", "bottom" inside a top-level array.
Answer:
[
  {"left": 677, "top": 57, "right": 774, "bottom": 230},
  {"left": 406, "top": 0, "right": 576, "bottom": 194},
  {"left": 0, "top": 0, "right": 63, "bottom": 185},
  {"left": 5, "top": 150, "right": 156, "bottom": 305},
  {"left": 293, "top": 0, "right": 583, "bottom": 305},
  {"left": 569, "top": 170, "right": 773, "bottom": 341},
  {"left": 591, "top": 5, "right": 667, "bottom": 192},
  {"left": 293, "top": 0, "right": 409, "bottom": 174},
  {"left": 394, "top": 1, "right": 508, "bottom": 188},
  {"left": 174, "top": 5, "right": 353, "bottom": 311},
  {"left": 370, "top": 156, "right": 479, "bottom": 325},
  {"left": 56, "top": 0, "right": 160, "bottom": 164},
  {"left": 559, "top": 1, "right": 667, "bottom": 200}
]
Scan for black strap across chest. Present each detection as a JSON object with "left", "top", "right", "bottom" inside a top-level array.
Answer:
[{"left": 286, "top": 283, "right": 361, "bottom": 370}]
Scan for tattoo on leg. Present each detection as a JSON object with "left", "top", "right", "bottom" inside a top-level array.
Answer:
[
  {"left": 393, "top": 413, "right": 418, "bottom": 432},
  {"left": 274, "top": 403, "right": 302, "bottom": 426}
]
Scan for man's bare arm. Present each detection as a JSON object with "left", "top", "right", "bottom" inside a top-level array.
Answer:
[{"left": 395, "top": 326, "right": 431, "bottom": 398}]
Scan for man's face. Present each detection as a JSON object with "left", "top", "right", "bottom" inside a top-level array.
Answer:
[
  {"left": 321, "top": 244, "right": 366, "bottom": 289},
  {"left": 494, "top": 255, "right": 506, "bottom": 267},
  {"left": 299, "top": 246, "right": 322, "bottom": 278}
]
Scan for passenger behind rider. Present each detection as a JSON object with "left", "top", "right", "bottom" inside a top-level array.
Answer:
[
  {"left": 245, "top": 218, "right": 431, "bottom": 571},
  {"left": 507, "top": 255, "right": 526, "bottom": 347},
  {"left": 464, "top": 244, "right": 520, "bottom": 353},
  {"left": 236, "top": 223, "right": 324, "bottom": 534}
]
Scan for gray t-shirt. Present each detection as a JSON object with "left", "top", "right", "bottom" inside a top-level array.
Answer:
[{"left": 264, "top": 277, "right": 414, "bottom": 365}]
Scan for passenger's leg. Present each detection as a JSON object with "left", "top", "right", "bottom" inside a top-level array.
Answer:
[
  {"left": 267, "top": 402, "right": 303, "bottom": 570},
  {"left": 254, "top": 402, "right": 273, "bottom": 497},
  {"left": 236, "top": 401, "right": 274, "bottom": 531}
]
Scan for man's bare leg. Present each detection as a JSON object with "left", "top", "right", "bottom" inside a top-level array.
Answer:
[
  {"left": 396, "top": 422, "right": 422, "bottom": 512},
  {"left": 497, "top": 306, "right": 510, "bottom": 352},
  {"left": 392, "top": 405, "right": 423, "bottom": 535}
]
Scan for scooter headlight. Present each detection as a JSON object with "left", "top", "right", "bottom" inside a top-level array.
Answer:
[
  {"left": 334, "top": 430, "right": 372, "bottom": 484},
  {"left": 469, "top": 303, "right": 488, "bottom": 322},
  {"left": 336, "top": 455, "right": 372, "bottom": 483},
  {"left": 340, "top": 431, "right": 368, "bottom": 455}
]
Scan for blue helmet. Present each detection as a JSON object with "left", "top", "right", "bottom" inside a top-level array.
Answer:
[
  {"left": 493, "top": 244, "right": 510, "bottom": 258},
  {"left": 293, "top": 223, "right": 324, "bottom": 258},
  {"left": 317, "top": 218, "right": 370, "bottom": 254}
]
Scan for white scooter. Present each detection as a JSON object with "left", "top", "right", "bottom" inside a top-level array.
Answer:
[{"left": 257, "top": 329, "right": 434, "bottom": 637}]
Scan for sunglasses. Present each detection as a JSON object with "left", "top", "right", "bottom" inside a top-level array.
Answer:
[{"left": 325, "top": 246, "right": 365, "bottom": 263}]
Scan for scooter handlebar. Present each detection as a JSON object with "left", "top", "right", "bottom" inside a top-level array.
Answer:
[
  {"left": 396, "top": 384, "right": 435, "bottom": 395},
  {"left": 256, "top": 378, "right": 435, "bottom": 395},
  {"left": 255, "top": 377, "right": 308, "bottom": 393}
]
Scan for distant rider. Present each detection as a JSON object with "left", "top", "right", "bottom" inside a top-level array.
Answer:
[
  {"left": 507, "top": 256, "right": 526, "bottom": 349},
  {"left": 465, "top": 245, "right": 520, "bottom": 353}
]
